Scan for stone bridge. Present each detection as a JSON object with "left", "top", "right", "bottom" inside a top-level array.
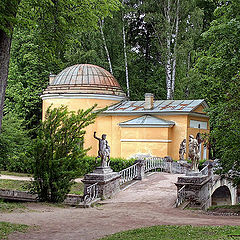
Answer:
[
  {"left": 83, "top": 157, "right": 239, "bottom": 210},
  {"left": 175, "top": 165, "right": 239, "bottom": 210}
]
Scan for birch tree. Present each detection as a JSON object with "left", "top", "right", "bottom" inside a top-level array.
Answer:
[
  {"left": 99, "top": 19, "right": 113, "bottom": 75},
  {"left": 143, "top": 0, "right": 202, "bottom": 99},
  {"left": 122, "top": 0, "right": 130, "bottom": 98}
]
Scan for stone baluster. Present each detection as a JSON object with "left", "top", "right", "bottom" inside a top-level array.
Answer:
[{"left": 134, "top": 159, "right": 145, "bottom": 180}]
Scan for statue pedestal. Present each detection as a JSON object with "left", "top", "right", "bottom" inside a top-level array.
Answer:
[{"left": 82, "top": 166, "right": 121, "bottom": 199}]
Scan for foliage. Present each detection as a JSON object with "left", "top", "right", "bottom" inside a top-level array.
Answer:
[
  {"left": 3, "top": 0, "right": 121, "bottom": 134},
  {"left": 0, "top": 0, "right": 20, "bottom": 35},
  {"left": 0, "top": 112, "right": 32, "bottom": 173},
  {"left": 32, "top": 105, "right": 99, "bottom": 202},
  {"left": 0, "top": 221, "right": 29, "bottom": 239},
  {"left": 185, "top": 0, "right": 240, "bottom": 184},
  {"left": 101, "top": 225, "right": 240, "bottom": 240}
]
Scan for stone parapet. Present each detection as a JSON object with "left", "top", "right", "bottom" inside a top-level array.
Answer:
[{"left": 82, "top": 166, "right": 121, "bottom": 199}]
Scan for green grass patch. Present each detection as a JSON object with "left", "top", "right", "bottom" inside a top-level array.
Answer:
[
  {"left": 0, "top": 171, "right": 32, "bottom": 177},
  {"left": 208, "top": 204, "right": 240, "bottom": 211},
  {"left": 101, "top": 225, "right": 240, "bottom": 240},
  {"left": 0, "top": 221, "right": 29, "bottom": 239},
  {"left": 0, "top": 199, "right": 26, "bottom": 213},
  {"left": 0, "top": 179, "right": 28, "bottom": 191},
  {"left": 69, "top": 182, "right": 84, "bottom": 195}
]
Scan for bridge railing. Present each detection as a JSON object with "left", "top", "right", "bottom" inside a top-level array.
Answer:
[
  {"left": 144, "top": 157, "right": 163, "bottom": 173},
  {"left": 83, "top": 182, "right": 99, "bottom": 204},
  {"left": 119, "top": 163, "right": 139, "bottom": 185},
  {"left": 200, "top": 165, "right": 209, "bottom": 176},
  {"left": 176, "top": 185, "right": 186, "bottom": 207}
]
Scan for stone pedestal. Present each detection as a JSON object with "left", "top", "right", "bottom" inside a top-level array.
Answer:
[
  {"left": 82, "top": 166, "right": 121, "bottom": 199},
  {"left": 175, "top": 174, "right": 211, "bottom": 208}
]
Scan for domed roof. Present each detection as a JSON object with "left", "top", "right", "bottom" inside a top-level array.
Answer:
[
  {"left": 42, "top": 64, "right": 126, "bottom": 98},
  {"left": 52, "top": 64, "right": 121, "bottom": 88}
]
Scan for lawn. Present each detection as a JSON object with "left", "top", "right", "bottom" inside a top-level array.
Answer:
[
  {"left": 0, "top": 180, "right": 28, "bottom": 191},
  {"left": 0, "top": 179, "right": 84, "bottom": 195},
  {"left": 101, "top": 225, "right": 240, "bottom": 240},
  {"left": 0, "top": 222, "right": 29, "bottom": 239}
]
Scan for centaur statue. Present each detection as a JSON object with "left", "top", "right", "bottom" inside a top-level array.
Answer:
[{"left": 94, "top": 132, "right": 111, "bottom": 168}]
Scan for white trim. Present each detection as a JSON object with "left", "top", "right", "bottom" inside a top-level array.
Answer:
[
  {"left": 41, "top": 93, "right": 126, "bottom": 101},
  {"left": 119, "top": 124, "right": 174, "bottom": 128},
  {"left": 121, "top": 139, "right": 172, "bottom": 143}
]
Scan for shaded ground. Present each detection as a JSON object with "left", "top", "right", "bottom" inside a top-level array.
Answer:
[{"left": 0, "top": 172, "right": 239, "bottom": 240}]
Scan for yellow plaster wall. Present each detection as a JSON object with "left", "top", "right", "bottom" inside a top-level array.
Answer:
[
  {"left": 42, "top": 98, "right": 120, "bottom": 120},
  {"left": 158, "top": 115, "right": 188, "bottom": 160},
  {"left": 120, "top": 142, "right": 168, "bottom": 159}
]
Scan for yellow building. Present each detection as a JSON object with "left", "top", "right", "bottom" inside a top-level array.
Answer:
[{"left": 41, "top": 64, "right": 210, "bottom": 160}]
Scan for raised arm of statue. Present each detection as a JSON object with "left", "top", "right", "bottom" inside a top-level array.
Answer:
[{"left": 94, "top": 131, "right": 100, "bottom": 141}]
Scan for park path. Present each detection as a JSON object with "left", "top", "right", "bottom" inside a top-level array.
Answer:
[
  {"left": 0, "top": 175, "right": 83, "bottom": 182},
  {"left": 0, "top": 172, "right": 239, "bottom": 240}
]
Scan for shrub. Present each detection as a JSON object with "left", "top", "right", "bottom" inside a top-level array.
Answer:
[{"left": 32, "top": 105, "right": 99, "bottom": 202}]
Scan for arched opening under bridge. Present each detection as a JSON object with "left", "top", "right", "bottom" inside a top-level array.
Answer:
[{"left": 211, "top": 185, "right": 232, "bottom": 206}]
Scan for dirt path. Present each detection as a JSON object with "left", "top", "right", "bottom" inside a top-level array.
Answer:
[
  {"left": 0, "top": 175, "right": 83, "bottom": 183},
  {"left": 1, "top": 172, "right": 239, "bottom": 240}
]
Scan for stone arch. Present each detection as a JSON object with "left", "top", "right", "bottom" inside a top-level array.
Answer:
[
  {"left": 211, "top": 186, "right": 231, "bottom": 206},
  {"left": 210, "top": 178, "right": 238, "bottom": 206}
]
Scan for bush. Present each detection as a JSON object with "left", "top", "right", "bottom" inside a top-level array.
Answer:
[
  {"left": 0, "top": 113, "right": 32, "bottom": 173},
  {"left": 78, "top": 156, "right": 136, "bottom": 176},
  {"left": 32, "top": 105, "right": 99, "bottom": 202}
]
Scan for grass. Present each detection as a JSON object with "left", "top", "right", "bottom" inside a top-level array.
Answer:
[
  {"left": 0, "top": 179, "right": 28, "bottom": 191},
  {"left": 208, "top": 204, "right": 240, "bottom": 211},
  {"left": 101, "top": 225, "right": 240, "bottom": 240},
  {"left": 69, "top": 182, "right": 84, "bottom": 195},
  {"left": 0, "top": 221, "right": 29, "bottom": 239},
  {"left": 0, "top": 179, "right": 84, "bottom": 195},
  {"left": 0, "top": 200, "right": 26, "bottom": 213},
  {"left": 0, "top": 171, "right": 32, "bottom": 177}
]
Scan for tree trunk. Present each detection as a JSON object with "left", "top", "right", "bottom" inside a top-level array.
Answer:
[
  {"left": 122, "top": 16, "right": 130, "bottom": 98},
  {"left": 99, "top": 19, "right": 113, "bottom": 75},
  {"left": 171, "top": 0, "right": 180, "bottom": 99},
  {"left": 0, "top": 30, "right": 12, "bottom": 131},
  {"left": 165, "top": 0, "right": 172, "bottom": 100}
]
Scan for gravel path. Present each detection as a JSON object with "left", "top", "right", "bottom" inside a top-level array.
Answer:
[{"left": 1, "top": 172, "right": 239, "bottom": 240}]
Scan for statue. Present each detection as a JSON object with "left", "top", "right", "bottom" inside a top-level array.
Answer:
[
  {"left": 94, "top": 132, "right": 110, "bottom": 168},
  {"left": 188, "top": 135, "right": 200, "bottom": 171},
  {"left": 179, "top": 139, "right": 186, "bottom": 161}
]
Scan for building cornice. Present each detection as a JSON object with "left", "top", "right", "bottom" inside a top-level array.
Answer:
[{"left": 41, "top": 93, "right": 126, "bottom": 101}]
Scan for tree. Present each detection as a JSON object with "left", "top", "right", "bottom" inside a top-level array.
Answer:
[
  {"left": 32, "top": 105, "right": 100, "bottom": 202},
  {"left": 186, "top": 0, "right": 240, "bottom": 184},
  {"left": 0, "top": 0, "right": 121, "bottom": 131},
  {"left": 0, "top": 0, "right": 21, "bottom": 130}
]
